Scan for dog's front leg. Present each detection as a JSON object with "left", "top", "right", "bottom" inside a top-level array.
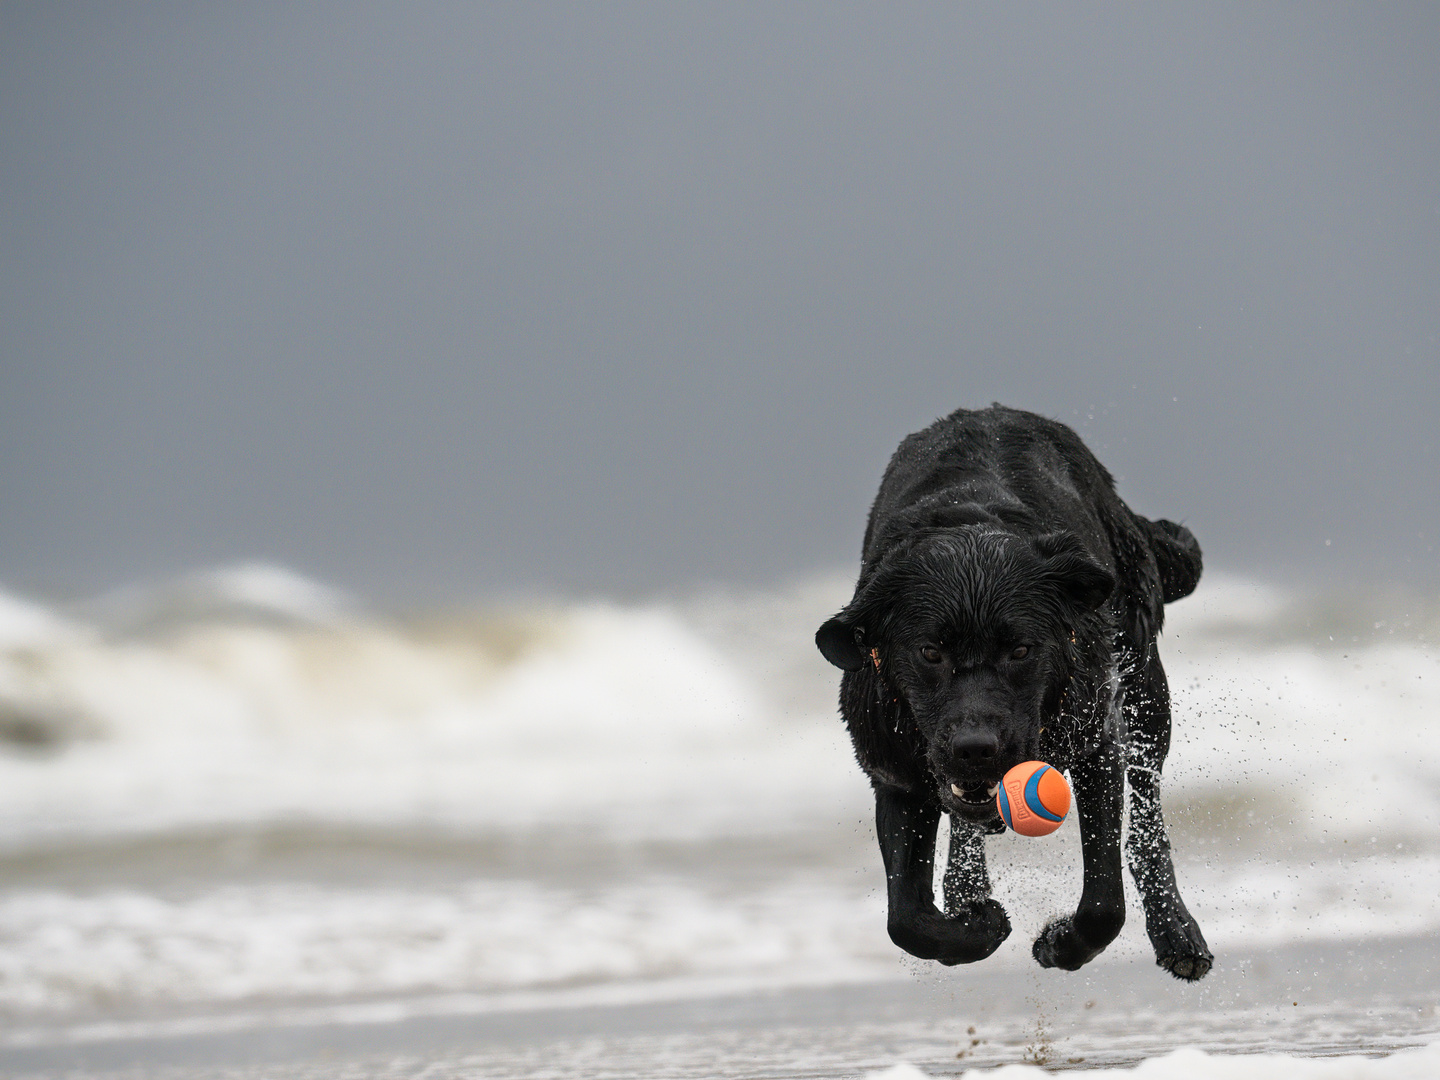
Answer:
[
  {"left": 942, "top": 816, "right": 993, "bottom": 912},
  {"left": 1032, "top": 742, "right": 1126, "bottom": 971},
  {"left": 1127, "top": 767, "right": 1212, "bottom": 980},
  {"left": 876, "top": 786, "right": 1010, "bottom": 965},
  {"left": 1125, "top": 655, "right": 1213, "bottom": 980}
]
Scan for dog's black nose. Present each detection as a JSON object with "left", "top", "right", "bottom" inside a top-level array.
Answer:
[{"left": 949, "top": 730, "right": 999, "bottom": 764}]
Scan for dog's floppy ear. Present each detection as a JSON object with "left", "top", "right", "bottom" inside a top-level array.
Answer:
[
  {"left": 1033, "top": 532, "right": 1115, "bottom": 612},
  {"left": 815, "top": 615, "right": 867, "bottom": 671}
]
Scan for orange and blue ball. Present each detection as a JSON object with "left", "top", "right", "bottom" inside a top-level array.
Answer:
[{"left": 996, "top": 761, "right": 1071, "bottom": 836}]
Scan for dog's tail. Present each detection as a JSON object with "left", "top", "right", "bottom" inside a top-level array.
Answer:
[{"left": 1138, "top": 517, "right": 1203, "bottom": 603}]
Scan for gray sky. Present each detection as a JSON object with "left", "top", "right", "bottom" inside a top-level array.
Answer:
[{"left": 2, "top": 3, "right": 1437, "bottom": 602}]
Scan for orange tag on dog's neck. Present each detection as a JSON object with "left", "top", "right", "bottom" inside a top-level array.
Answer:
[{"left": 870, "top": 647, "right": 882, "bottom": 671}]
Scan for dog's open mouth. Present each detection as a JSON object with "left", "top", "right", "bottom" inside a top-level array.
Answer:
[{"left": 949, "top": 780, "right": 1000, "bottom": 807}]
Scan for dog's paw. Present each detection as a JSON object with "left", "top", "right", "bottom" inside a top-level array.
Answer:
[
  {"left": 934, "top": 898, "right": 1012, "bottom": 966},
  {"left": 889, "top": 899, "right": 1011, "bottom": 966},
  {"left": 1032, "top": 916, "right": 1089, "bottom": 971},
  {"left": 1148, "top": 910, "right": 1213, "bottom": 981},
  {"left": 1032, "top": 906, "right": 1123, "bottom": 972}
]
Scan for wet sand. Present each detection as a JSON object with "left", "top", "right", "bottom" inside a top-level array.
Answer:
[{"left": 3, "top": 932, "right": 1436, "bottom": 1078}]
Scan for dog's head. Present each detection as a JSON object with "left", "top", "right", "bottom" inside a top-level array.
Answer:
[{"left": 816, "top": 528, "right": 1113, "bottom": 821}]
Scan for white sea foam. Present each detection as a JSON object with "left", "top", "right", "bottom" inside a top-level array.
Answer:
[
  {"left": 1161, "top": 577, "right": 1440, "bottom": 841},
  {"left": 0, "top": 590, "right": 75, "bottom": 650},
  {"left": 3, "top": 846, "right": 1438, "bottom": 1020},
  {"left": 0, "top": 876, "right": 894, "bottom": 1015},
  {"left": 872, "top": 1042, "right": 1440, "bottom": 1078}
]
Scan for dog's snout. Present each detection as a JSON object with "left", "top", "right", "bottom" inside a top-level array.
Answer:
[{"left": 949, "top": 730, "right": 999, "bottom": 764}]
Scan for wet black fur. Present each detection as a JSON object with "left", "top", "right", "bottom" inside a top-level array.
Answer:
[{"left": 816, "top": 404, "right": 1212, "bottom": 980}]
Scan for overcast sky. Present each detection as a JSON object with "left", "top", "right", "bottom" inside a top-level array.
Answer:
[{"left": 2, "top": 3, "right": 1437, "bottom": 603}]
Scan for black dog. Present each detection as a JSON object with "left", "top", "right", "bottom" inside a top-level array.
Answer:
[{"left": 816, "top": 405, "right": 1212, "bottom": 980}]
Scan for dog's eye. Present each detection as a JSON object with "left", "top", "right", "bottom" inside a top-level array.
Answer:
[
  {"left": 1009, "top": 645, "right": 1030, "bottom": 660},
  {"left": 920, "top": 646, "right": 943, "bottom": 664}
]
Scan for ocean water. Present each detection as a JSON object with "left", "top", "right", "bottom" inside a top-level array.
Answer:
[{"left": 0, "top": 564, "right": 1437, "bottom": 1077}]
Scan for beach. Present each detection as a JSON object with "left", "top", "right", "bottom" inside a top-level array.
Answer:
[{"left": 2, "top": 933, "right": 1437, "bottom": 1077}]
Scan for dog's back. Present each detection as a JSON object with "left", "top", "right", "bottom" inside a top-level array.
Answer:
[{"left": 861, "top": 404, "right": 1201, "bottom": 645}]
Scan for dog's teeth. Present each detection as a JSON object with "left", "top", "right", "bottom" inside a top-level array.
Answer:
[
  {"left": 987, "top": 783, "right": 999, "bottom": 797},
  {"left": 950, "top": 783, "right": 964, "bottom": 797}
]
